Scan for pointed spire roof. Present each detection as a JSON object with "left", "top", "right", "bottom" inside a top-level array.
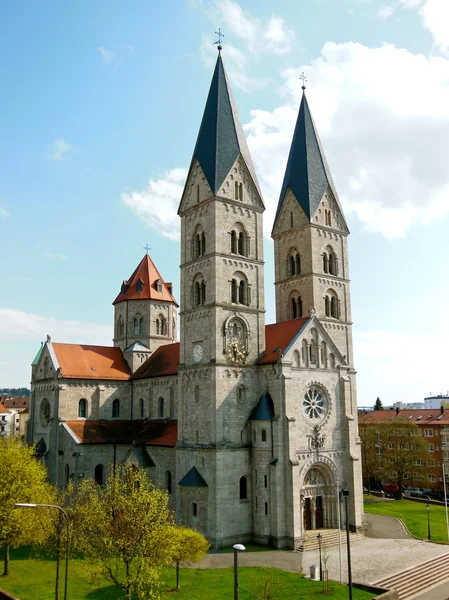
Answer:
[
  {"left": 274, "top": 93, "right": 345, "bottom": 227},
  {"left": 113, "top": 254, "right": 179, "bottom": 307},
  {"left": 184, "top": 54, "right": 262, "bottom": 199}
]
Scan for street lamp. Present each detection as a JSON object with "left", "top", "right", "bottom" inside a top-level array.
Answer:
[
  {"left": 317, "top": 533, "right": 323, "bottom": 581},
  {"left": 443, "top": 463, "right": 449, "bottom": 543},
  {"left": 15, "top": 503, "right": 69, "bottom": 600},
  {"left": 342, "top": 489, "right": 353, "bottom": 600},
  {"left": 426, "top": 504, "right": 431, "bottom": 541},
  {"left": 233, "top": 543, "right": 246, "bottom": 600}
]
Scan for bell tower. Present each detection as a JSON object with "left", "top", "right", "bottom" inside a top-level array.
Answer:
[
  {"left": 271, "top": 87, "right": 352, "bottom": 363},
  {"left": 176, "top": 49, "right": 266, "bottom": 547}
]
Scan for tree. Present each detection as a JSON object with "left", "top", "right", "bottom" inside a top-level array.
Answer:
[
  {"left": 374, "top": 397, "right": 383, "bottom": 411},
  {"left": 170, "top": 527, "right": 209, "bottom": 590},
  {"left": 0, "top": 437, "right": 56, "bottom": 575},
  {"left": 70, "top": 465, "right": 179, "bottom": 600},
  {"left": 359, "top": 426, "right": 383, "bottom": 493}
]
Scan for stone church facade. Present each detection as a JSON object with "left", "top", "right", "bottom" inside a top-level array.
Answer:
[{"left": 27, "top": 52, "right": 363, "bottom": 549}]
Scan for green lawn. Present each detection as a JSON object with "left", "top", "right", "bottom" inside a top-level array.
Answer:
[
  {"left": 364, "top": 499, "right": 449, "bottom": 543},
  {"left": 0, "top": 547, "right": 375, "bottom": 600}
]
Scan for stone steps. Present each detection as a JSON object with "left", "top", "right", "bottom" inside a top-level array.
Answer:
[
  {"left": 298, "top": 528, "right": 360, "bottom": 552},
  {"left": 374, "top": 551, "right": 449, "bottom": 599}
]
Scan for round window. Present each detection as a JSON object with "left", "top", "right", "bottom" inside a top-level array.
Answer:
[
  {"left": 303, "top": 387, "right": 327, "bottom": 421},
  {"left": 40, "top": 399, "right": 50, "bottom": 426}
]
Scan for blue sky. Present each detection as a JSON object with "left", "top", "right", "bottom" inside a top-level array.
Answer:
[{"left": 1, "top": 0, "right": 448, "bottom": 406}]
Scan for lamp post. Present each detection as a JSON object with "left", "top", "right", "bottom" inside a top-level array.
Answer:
[
  {"left": 426, "top": 504, "right": 431, "bottom": 541},
  {"left": 443, "top": 463, "right": 449, "bottom": 543},
  {"left": 15, "top": 503, "right": 69, "bottom": 600},
  {"left": 342, "top": 489, "right": 352, "bottom": 600},
  {"left": 336, "top": 478, "right": 343, "bottom": 583},
  {"left": 317, "top": 533, "right": 323, "bottom": 581},
  {"left": 233, "top": 544, "right": 246, "bottom": 600}
]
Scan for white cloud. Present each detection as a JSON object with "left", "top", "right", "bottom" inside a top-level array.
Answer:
[
  {"left": 377, "top": 5, "right": 395, "bottom": 18},
  {"left": 0, "top": 207, "right": 9, "bottom": 218},
  {"left": 243, "top": 41, "right": 449, "bottom": 239},
  {"left": 420, "top": 0, "right": 449, "bottom": 53},
  {"left": 0, "top": 308, "right": 111, "bottom": 345},
  {"left": 49, "top": 138, "right": 71, "bottom": 161},
  {"left": 354, "top": 330, "right": 449, "bottom": 405},
  {"left": 46, "top": 252, "right": 68, "bottom": 260},
  {"left": 98, "top": 46, "right": 115, "bottom": 64},
  {"left": 213, "top": 1, "right": 295, "bottom": 56},
  {"left": 121, "top": 168, "right": 187, "bottom": 240}
]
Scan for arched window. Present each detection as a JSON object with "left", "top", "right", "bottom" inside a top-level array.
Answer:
[
  {"left": 139, "top": 398, "right": 145, "bottom": 418},
  {"left": 139, "top": 317, "right": 144, "bottom": 335},
  {"left": 302, "top": 339, "right": 309, "bottom": 367},
  {"left": 323, "top": 253, "right": 329, "bottom": 273},
  {"left": 230, "top": 224, "right": 249, "bottom": 257},
  {"left": 330, "top": 296, "right": 338, "bottom": 318},
  {"left": 291, "top": 297, "right": 297, "bottom": 319},
  {"left": 136, "top": 279, "right": 144, "bottom": 293},
  {"left": 296, "top": 254, "right": 301, "bottom": 274},
  {"left": 133, "top": 316, "right": 141, "bottom": 336},
  {"left": 292, "top": 350, "right": 300, "bottom": 368},
  {"left": 158, "top": 397, "right": 165, "bottom": 418},
  {"left": 309, "top": 340, "right": 316, "bottom": 364},
  {"left": 192, "top": 227, "right": 206, "bottom": 259},
  {"left": 231, "top": 272, "right": 250, "bottom": 306},
  {"left": 298, "top": 296, "right": 303, "bottom": 317},
  {"left": 116, "top": 317, "right": 124, "bottom": 337},
  {"left": 230, "top": 230, "right": 237, "bottom": 253},
  {"left": 261, "top": 429, "right": 267, "bottom": 442},
  {"left": 329, "top": 253, "right": 337, "bottom": 276},
  {"left": 239, "top": 476, "right": 248, "bottom": 500},
  {"left": 325, "top": 246, "right": 338, "bottom": 276},
  {"left": 156, "top": 315, "right": 166, "bottom": 336},
  {"left": 193, "top": 274, "right": 206, "bottom": 307},
  {"left": 329, "top": 353, "right": 335, "bottom": 369},
  {"left": 192, "top": 502, "right": 198, "bottom": 517},
  {"left": 289, "top": 255, "right": 295, "bottom": 276},
  {"left": 237, "top": 386, "right": 245, "bottom": 402},
  {"left": 78, "top": 399, "right": 87, "bottom": 418},
  {"left": 287, "top": 250, "right": 301, "bottom": 276},
  {"left": 65, "top": 464, "right": 70, "bottom": 486},
  {"left": 94, "top": 464, "right": 104, "bottom": 485},
  {"left": 166, "top": 470, "right": 172, "bottom": 494},
  {"left": 201, "top": 232, "right": 206, "bottom": 255},
  {"left": 112, "top": 398, "right": 120, "bottom": 418},
  {"left": 325, "top": 295, "right": 330, "bottom": 317},
  {"left": 321, "top": 342, "right": 328, "bottom": 368},
  {"left": 234, "top": 182, "right": 243, "bottom": 200}
]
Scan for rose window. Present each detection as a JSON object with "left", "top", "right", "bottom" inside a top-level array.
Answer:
[{"left": 303, "top": 387, "right": 326, "bottom": 420}]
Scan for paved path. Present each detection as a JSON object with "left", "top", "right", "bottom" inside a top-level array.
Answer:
[
  {"left": 413, "top": 579, "right": 449, "bottom": 599},
  {"left": 193, "top": 515, "right": 449, "bottom": 588},
  {"left": 365, "top": 513, "right": 412, "bottom": 539}
]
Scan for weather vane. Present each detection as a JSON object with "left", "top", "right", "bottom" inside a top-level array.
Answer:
[
  {"left": 143, "top": 244, "right": 151, "bottom": 255},
  {"left": 300, "top": 72, "right": 307, "bottom": 93},
  {"left": 214, "top": 28, "right": 224, "bottom": 52}
]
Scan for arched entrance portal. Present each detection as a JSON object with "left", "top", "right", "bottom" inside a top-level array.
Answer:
[{"left": 301, "top": 464, "right": 337, "bottom": 532}]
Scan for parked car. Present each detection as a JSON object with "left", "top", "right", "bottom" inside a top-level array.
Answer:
[
  {"left": 382, "top": 483, "right": 399, "bottom": 494},
  {"left": 404, "top": 487, "right": 424, "bottom": 495}
]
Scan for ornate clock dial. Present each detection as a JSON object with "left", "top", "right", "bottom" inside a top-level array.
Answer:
[{"left": 193, "top": 344, "right": 203, "bottom": 363}]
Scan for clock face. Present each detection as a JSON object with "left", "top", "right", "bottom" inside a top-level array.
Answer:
[{"left": 193, "top": 344, "right": 203, "bottom": 363}]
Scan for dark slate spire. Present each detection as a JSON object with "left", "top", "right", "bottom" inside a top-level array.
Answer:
[
  {"left": 190, "top": 54, "right": 261, "bottom": 197},
  {"left": 250, "top": 392, "right": 274, "bottom": 421},
  {"left": 274, "top": 93, "right": 343, "bottom": 226}
]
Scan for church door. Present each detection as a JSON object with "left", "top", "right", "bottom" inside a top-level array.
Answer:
[
  {"left": 315, "top": 495, "right": 324, "bottom": 528},
  {"left": 303, "top": 497, "right": 312, "bottom": 530}
]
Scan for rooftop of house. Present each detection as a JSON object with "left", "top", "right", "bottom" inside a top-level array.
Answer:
[
  {"left": 0, "top": 396, "right": 29, "bottom": 410},
  {"left": 52, "top": 343, "right": 131, "bottom": 380},
  {"left": 64, "top": 419, "right": 177, "bottom": 447},
  {"left": 359, "top": 408, "right": 449, "bottom": 425}
]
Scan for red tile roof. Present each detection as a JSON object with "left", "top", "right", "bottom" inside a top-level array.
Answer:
[
  {"left": 52, "top": 344, "right": 131, "bottom": 380},
  {"left": 133, "top": 342, "right": 180, "bottom": 379},
  {"left": 65, "top": 419, "right": 177, "bottom": 447},
  {"left": 0, "top": 403, "right": 10, "bottom": 414},
  {"left": 1, "top": 397, "right": 28, "bottom": 409},
  {"left": 113, "top": 254, "right": 179, "bottom": 307},
  {"left": 359, "top": 409, "right": 449, "bottom": 425},
  {"left": 259, "top": 318, "right": 309, "bottom": 364}
]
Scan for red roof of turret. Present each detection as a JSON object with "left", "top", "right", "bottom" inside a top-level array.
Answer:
[{"left": 113, "top": 254, "right": 179, "bottom": 306}]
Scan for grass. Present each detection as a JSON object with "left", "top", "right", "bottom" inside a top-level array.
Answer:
[
  {"left": 0, "top": 547, "right": 376, "bottom": 600},
  {"left": 364, "top": 498, "right": 449, "bottom": 543}
]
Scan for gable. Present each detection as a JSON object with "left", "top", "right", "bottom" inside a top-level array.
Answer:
[
  {"left": 178, "top": 159, "right": 213, "bottom": 215},
  {"left": 217, "top": 156, "right": 264, "bottom": 210},
  {"left": 284, "top": 316, "right": 346, "bottom": 367},
  {"left": 272, "top": 188, "right": 309, "bottom": 237},
  {"left": 33, "top": 341, "right": 59, "bottom": 381}
]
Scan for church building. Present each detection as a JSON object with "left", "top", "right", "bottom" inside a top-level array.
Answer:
[{"left": 27, "top": 50, "right": 363, "bottom": 549}]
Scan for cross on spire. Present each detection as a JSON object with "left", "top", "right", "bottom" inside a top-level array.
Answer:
[
  {"left": 214, "top": 28, "right": 224, "bottom": 52},
  {"left": 300, "top": 72, "right": 307, "bottom": 93},
  {"left": 143, "top": 245, "right": 151, "bottom": 255}
]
